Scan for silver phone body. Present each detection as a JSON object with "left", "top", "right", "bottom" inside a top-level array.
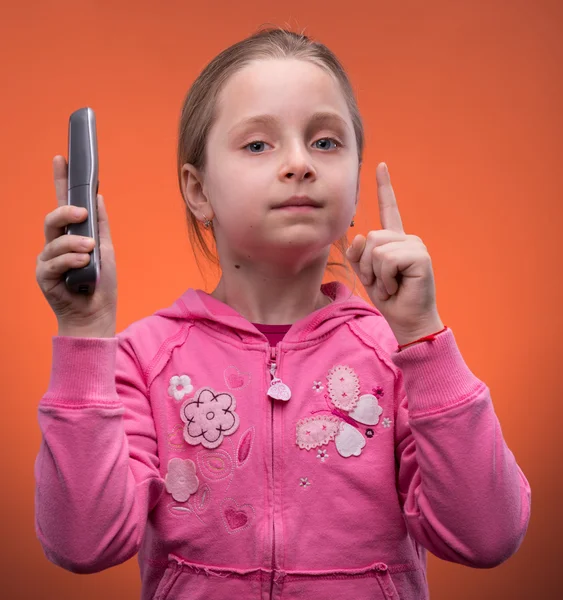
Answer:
[{"left": 64, "top": 107, "right": 100, "bottom": 294}]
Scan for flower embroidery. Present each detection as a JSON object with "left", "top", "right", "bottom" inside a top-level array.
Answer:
[
  {"left": 168, "top": 375, "right": 194, "bottom": 401},
  {"left": 382, "top": 417, "right": 392, "bottom": 428},
  {"left": 300, "top": 477, "right": 311, "bottom": 488},
  {"left": 312, "top": 381, "right": 324, "bottom": 393},
  {"left": 165, "top": 458, "right": 199, "bottom": 502},
  {"left": 316, "top": 449, "right": 329, "bottom": 462},
  {"left": 372, "top": 386, "right": 384, "bottom": 398},
  {"left": 180, "top": 387, "right": 240, "bottom": 449}
]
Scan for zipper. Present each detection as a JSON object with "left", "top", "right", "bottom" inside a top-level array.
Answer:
[
  {"left": 266, "top": 345, "right": 292, "bottom": 597},
  {"left": 267, "top": 345, "right": 291, "bottom": 401},
  {"left": 268, "top": 345, "right": 277, "bottom": 599},
  {"left": 269, "top": 346, "right": 277, "bottom": 377}
]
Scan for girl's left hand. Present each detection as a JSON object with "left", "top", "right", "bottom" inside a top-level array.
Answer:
[{"left": 346, "top": 163, "right": 444, "bottom": 346}]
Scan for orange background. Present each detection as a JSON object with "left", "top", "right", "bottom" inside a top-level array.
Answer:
[{"left": 1, "top": 0, "right": 561, "bottom": 597}]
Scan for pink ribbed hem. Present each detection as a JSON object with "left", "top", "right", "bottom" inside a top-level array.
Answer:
[
  {"left": 391, "top": 328, "right": 484, "bottom": 414},
  {"left": 42, "top": 336, "right": 121, "bottom": 405}
]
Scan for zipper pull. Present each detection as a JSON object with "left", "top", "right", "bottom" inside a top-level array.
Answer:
[{"left": 267, "top": 347, "right": 291, "bottom": 402}]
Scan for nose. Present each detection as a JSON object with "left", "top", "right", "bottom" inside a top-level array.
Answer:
[{"left": 279, "top": 142, "right": 317, "bottom": 182}]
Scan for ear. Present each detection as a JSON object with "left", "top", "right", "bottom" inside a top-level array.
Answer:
[{"left": 181, "top": 163, "right": 214, "bottom": 223}]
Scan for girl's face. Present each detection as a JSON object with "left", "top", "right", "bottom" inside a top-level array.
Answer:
[{"left": 197, "top": 58, "right": 360, "bottom": 266}]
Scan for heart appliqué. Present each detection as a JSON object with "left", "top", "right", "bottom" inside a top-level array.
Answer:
[
  {"left": 224, "top": 366, "right": 251, "bottom": 390},
  {"left": 167, "top": 424, "right": 187, "bottom": 450},
  {"left": 221, "top": 498, "right": 255, "bottom": 533}
]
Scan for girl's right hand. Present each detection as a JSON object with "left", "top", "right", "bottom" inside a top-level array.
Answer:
[{"left": 36, "top": 155, "right": 118, "bottom": 338}]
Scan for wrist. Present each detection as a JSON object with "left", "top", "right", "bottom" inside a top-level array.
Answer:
[
  {"left": 57, "top": 328, "right": 115, "bottom": 338},
  {"left": 57, "top": 320, "right": 116, "bottom": 338},
  {"left": 394, "top": 319, "right": 446, "bottom": 347}
]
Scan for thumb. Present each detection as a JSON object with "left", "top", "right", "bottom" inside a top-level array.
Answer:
[{"left": 346, "top": 234, "right": 365, "bottom": 265}]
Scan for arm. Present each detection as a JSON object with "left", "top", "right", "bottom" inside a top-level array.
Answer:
[
  {"left": 392, "top": 328, "right": 531, "bottom": 568},
  {"left": 34, "top": 333, "right": 164, "bottom": 573}
]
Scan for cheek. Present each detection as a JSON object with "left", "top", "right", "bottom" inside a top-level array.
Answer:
[
  {"left": 327, "top": 155, "right": 358, "bottom": 187},
  {"left": 207, "top": 163, "right": 269, "bottom": 212},
  {"left": 205, "top": 164, "right": 236, "bottom": 206},
  {"left": 329, "top": 165, "right": 358, "bottom": 205}
]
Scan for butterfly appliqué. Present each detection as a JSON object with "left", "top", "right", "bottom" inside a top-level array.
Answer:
[{"left": 295, "top": 365, "right": 384, "bottom": 458}]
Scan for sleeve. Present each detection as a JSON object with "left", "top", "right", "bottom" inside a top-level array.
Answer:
[
  {"left": 34, "top": 332, "right": 165, "bottom": 574},
  {"left": 390, "top": 328, "right": 531, "bottom": 568}
]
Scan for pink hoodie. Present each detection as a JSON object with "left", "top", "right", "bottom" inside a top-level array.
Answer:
[{"left": 35, "top": 281, "right": 531, "bottom": 600}]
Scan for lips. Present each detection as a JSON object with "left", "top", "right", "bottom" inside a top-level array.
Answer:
[{"left": 274, "top": 195, "right": 322, "bottom": 209}]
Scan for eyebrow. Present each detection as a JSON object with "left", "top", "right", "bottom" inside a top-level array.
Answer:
[{"left": 227, "top": 111, "right": 350, "bottom": 137}]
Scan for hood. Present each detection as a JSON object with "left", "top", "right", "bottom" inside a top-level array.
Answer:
[{"left": 154, "top": 281, "right": 382, "bottom": 346}]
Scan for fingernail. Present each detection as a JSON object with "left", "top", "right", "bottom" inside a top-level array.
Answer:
[{"left": 72, "top": 207, "right": 84, "bottom": 218}]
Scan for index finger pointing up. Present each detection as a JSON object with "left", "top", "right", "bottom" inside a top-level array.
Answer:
[{"left": 376, "top": 163, "right": 404, "bottom": 234}]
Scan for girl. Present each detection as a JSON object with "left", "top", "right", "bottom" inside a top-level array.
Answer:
[{"left": 35, "top": 27, "right": 531, "bottom": 600}]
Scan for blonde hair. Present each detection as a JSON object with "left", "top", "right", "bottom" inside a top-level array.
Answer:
[{"left": 176, "top": 25, "right": 363, "bottom": 294}]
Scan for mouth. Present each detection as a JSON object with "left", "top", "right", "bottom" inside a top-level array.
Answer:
[
  {"left": 273, "top": 195, "right": 323, "bottom": 209},
  {"left": 273, "top": 205, "right": 319, "bottom": 211}
]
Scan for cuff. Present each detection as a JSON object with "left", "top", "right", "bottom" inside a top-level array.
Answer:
[
  {"left": 42, "top": 336, "right": 121, "bottom": 405},
  {"left": 390, "top": 328, "right": 485, "bottom": 414}
]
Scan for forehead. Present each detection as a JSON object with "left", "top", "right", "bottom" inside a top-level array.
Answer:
[{"left": 213, "top": 58, "right": 351, "bottom": 128}]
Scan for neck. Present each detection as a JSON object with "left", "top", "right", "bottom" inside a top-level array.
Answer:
[{"left": 210, "top": 255, "right": 333, "bottom": 325}]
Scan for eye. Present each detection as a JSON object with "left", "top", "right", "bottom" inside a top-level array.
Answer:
[
  {"left": 244, "top": 141, "right": 271, "bottom": 153},
  {"left": 243, "top": 137, "right": 341, "bottom": 154},
  {"left": 314, "top": 138, "right": 340, "bottom": 151}
]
